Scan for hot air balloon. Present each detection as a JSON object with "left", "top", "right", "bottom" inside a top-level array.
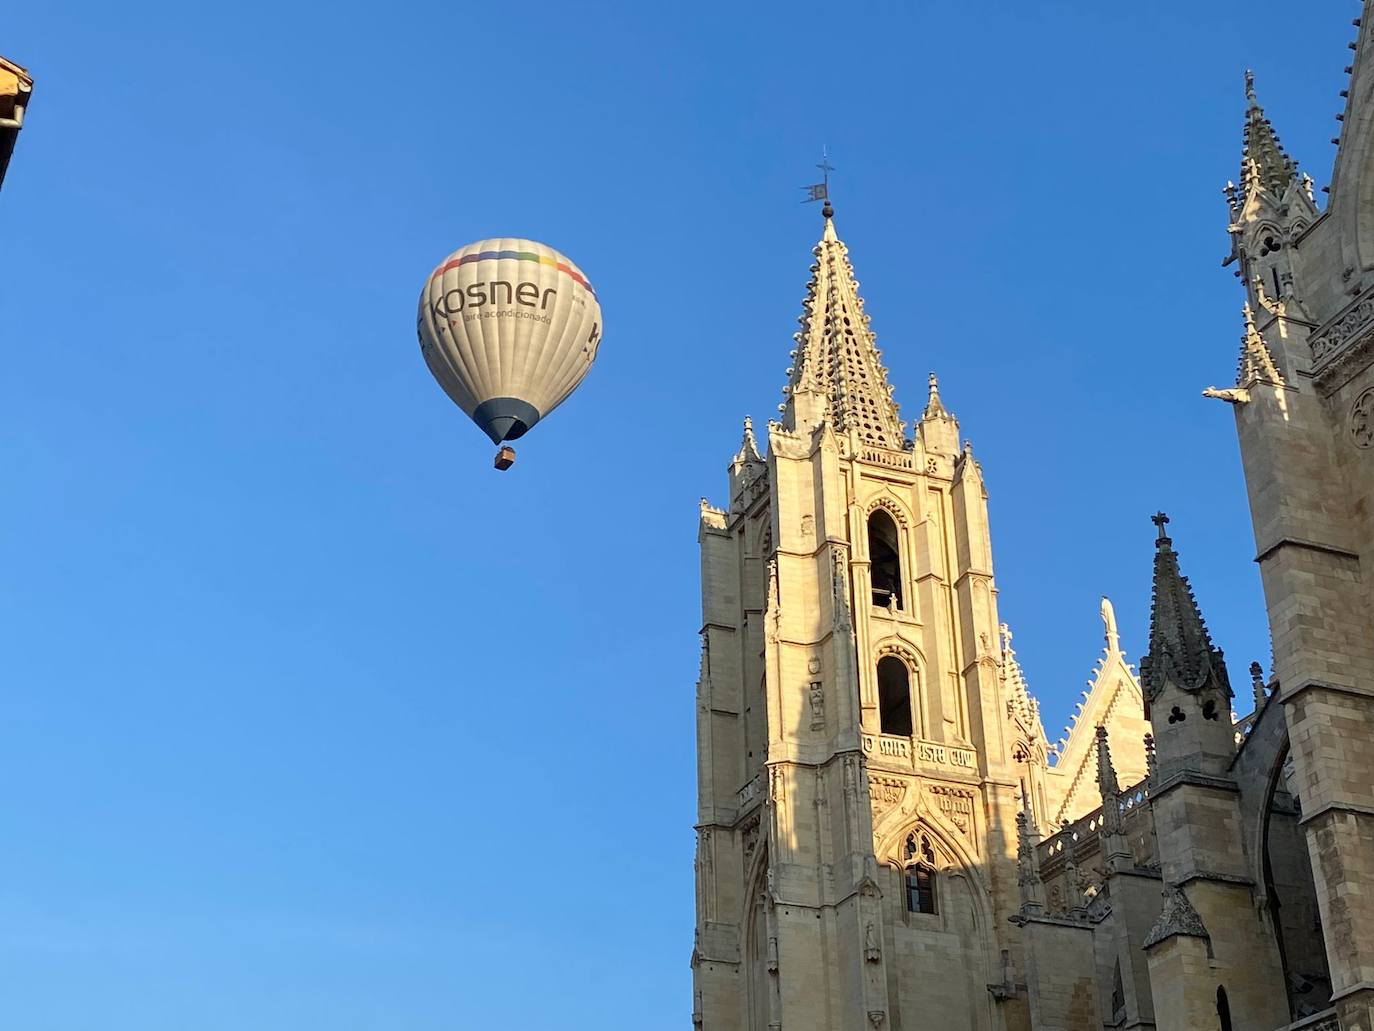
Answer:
[{"left": 417, "top": 238, "right": 602, "bottom": 470}]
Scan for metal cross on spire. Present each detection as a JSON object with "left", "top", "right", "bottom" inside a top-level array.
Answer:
[{"left": 801, "top": 146, "right": 835, "bottom": 216}]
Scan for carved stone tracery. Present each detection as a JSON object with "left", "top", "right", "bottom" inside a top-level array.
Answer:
[{"left": 1351, "top": 387, "right": 1374, "bottom": 449}]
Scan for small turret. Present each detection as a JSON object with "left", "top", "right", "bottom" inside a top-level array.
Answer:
[
  {"left": 918, "top": 372, "right": 960, "bottom": 457},
  {"left": 1224, "top": 71, "right": 1321, "bottom": 319}
]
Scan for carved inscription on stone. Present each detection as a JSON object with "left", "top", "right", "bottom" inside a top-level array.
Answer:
[
  {"left": 862, "top": 734, "right": 910, "bottom": 759},
  {"left": 929, "top": 784, "right": 976, "bottom": 834},
  {"left": 916, "top": 740, "right": 977, "bottom": 769},
  {"left": 861, "top": 735, "right": 977, "bottom": 769}
]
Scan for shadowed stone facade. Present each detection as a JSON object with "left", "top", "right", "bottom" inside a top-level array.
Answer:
[
  {"left": 0, "top": 56, "right": 32, "bottom": 193},
  {"left": 691, "top": 5, "right": 1374, "bottom": 1029}
]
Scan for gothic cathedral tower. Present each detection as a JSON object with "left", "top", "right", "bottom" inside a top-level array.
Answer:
[
  {"left": 692, "top": 207, "right": 1037, "bottom": 1031},
  {"left": 1209, "top": 10, "right": 1374, "bottom": 1026}
]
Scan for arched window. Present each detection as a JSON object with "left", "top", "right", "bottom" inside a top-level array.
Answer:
[
  {"left": 903, "top": 833, "right": 938, "bottom": 914},
  {"left": 868, "top": 509, "right": 903, "bottom": 609},
  {"left": 878, "top": 656, "right": 913, "bottom": 737},
  {"left": 1216, "top": 986, "right": 1231, "bottom": 1031}
]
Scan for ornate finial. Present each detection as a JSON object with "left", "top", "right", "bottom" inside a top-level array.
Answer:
[
  {"left": 1243, "top": 301, "right": 1257, "bottom": 330},
  {"left": 1250, "top": 661, "right": 1267, "bottom": 709},
  {"left": 1144, "top": 732, "right": 1157, "bottom": 778},
  {"left": 1095, "top": 725, "right": 1121, "bottom": 799},
  {"left": 1100, "top": 596, "right": 1121, "bottom": 654},
  {"left": 924, "top": 371, "right": 948, "bottom": 419},
  {"left": 739, "top": 414, "right": 761, "bottom": 461},
  {"left": 999, "top": 623, "right": 1013, "bottom": 653},
  {"left": 1151, "top": 511, "right": 1170, "bottom": 540},
  {"left": 1245, "top": 69, "right": 1257, "bottom": 106}
]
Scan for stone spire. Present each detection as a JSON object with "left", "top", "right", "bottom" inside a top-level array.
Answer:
[
  {"left": 1096, "top": 726, "right": 1134, "bottom": 871},
  {"left": 1139, "top": 513, "right": 1233, "bottom": 704},
  {"left": 783, "top": 212, "right": 906, "bottom": 450},
  {"left": 1240, "top": 70, "right": 1298, "bottom": 198}
]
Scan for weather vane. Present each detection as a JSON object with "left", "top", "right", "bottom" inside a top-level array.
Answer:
[{"left": 801, "top": 147, "right": 834, "bottom": 213}]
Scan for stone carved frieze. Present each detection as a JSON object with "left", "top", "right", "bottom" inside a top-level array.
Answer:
[{"left": 1311, "top": 294, "right": 1374, "bottom": 366}]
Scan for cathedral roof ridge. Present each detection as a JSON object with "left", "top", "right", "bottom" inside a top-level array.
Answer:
[{"left": 781, "top": 213, "right": 907, "bottom": 449}]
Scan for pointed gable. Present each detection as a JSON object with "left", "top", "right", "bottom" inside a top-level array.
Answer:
[
  {"left": 1043, "top": 597, "right": 1150, "bottom": 827},
  {"left": 783, "top": 213, "right": 906, "bottom": 449}
]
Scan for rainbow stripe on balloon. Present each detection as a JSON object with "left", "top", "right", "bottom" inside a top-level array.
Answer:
[{"left": 430, "top": 250, "right": 597, "bottom": 298}]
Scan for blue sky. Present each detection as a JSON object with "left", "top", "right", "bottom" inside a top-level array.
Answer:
[{"left": 0, "top": 2, "right": 1352, "bottom": 1028}]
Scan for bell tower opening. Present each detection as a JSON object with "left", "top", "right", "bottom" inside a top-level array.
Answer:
[
  {"left": 877, "top": 655, "right": 913, "bottom": 737},
  {"left": 868, "top": 509, "right": 903, "bottom": 609}
]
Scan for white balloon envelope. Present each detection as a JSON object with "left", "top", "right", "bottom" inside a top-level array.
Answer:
[{"left": 417, "top": 238, "right": 602, "bottom": 467}]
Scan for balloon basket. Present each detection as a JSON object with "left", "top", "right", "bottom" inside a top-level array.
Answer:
[{"left": 494, "top": 446, "right": 516, "bottom": 471}]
